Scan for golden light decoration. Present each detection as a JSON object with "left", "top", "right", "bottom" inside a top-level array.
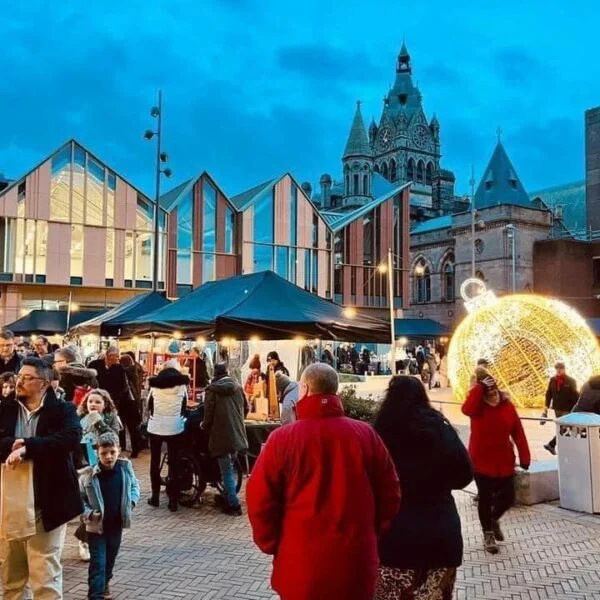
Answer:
[{"left": 448, "top": 278, "right": 600, "bottom": 408}]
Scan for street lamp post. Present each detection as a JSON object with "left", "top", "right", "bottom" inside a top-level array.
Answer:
[
  {"left": 144, "top": 90, "right": 172, "bottom": 292},
  {"left": 470, "top": 165, "right": 476, "bottom": 277},
  {"left": 377, "top": 249, "right": 398, "bottom": 375}
]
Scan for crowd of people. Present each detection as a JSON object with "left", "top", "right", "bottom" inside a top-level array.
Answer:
[{"left": 0, "top": 325, "right": 598, "bottom": 600}]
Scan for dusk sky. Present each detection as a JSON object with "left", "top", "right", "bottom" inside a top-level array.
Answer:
[{"left": 2, "top": 1, "right": 599, "bottom": 199}]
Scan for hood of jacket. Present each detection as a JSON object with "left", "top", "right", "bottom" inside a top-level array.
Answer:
[
  {"left": 148, "top": 367, "right": 190, "bottom": 389},
  {"left": 61, "top": 363, "right": 97, "bottom": 380},
  {"left": 208, "top": 376, "right": 238, "bottom": 395}
]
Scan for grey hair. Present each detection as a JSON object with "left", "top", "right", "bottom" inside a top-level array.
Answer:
[
  {"left": 300, "top": 363, "right": 339, "bottom": 395},
  {"left": 55, "top": 345, "right": 81, "bottom": 364},
  {"left": 106, "top": 346, "right": 120, "bottom": 356},
  {"left": 97, "top": 431, "right": 120, "bottom": 448}
]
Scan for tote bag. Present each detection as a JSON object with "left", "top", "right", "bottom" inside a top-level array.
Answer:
[{"left": 0, "top": 461, "right": 36, "bottom": 540}]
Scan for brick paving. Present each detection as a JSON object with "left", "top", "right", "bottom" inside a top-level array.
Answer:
[{"left": 45, "top": 451, "right": 600, "bottom": 600}]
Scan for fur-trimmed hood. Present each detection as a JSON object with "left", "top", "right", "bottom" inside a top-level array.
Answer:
[
  {"left": 61, "top": 363, "right": 97, "bottom": 379},
  {"left": 149, "top": 367, "right": 190, "bottom": 389}
]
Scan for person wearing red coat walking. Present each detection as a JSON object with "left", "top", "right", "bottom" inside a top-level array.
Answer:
[
  {"left": 246, "top": 363, "right": 401, "bottom": 600},
  {"left": 462, "top": 367, "right": 530, "bottom": 554}
]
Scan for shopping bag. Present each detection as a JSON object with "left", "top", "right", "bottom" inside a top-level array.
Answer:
[{"left": 0, "top": 461, "right": 36, "bottom": 541}]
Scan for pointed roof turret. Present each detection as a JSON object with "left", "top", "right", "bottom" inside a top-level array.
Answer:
[
  {"left": 473, "top": 139, "right": 531, "bottom": 209},
  {"left": 343, "top": 101, "right": 371, "bottom": 158}
]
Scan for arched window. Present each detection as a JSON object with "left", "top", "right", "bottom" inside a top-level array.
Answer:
[
  {"left": 417, "top": 160, "right": 424, "bottom": 184},
  {"left": 382, "top": 162, "right": 389, "bottom": 180},
  {"left": 413, "top": 260, "right": 431, "bottom": 303},
  {"left": 443, "top": 257, "right": 455, "bottom": 301},
  {"left": 475, "top": 269, "right": 485, "bottom": 281},
  {"left": 374, "top": 164, "right": 380, "bottom": 173},
  {"left": 353, "top": 174, "right": 359, "bottom": 195},
  {"left": 363, "top": 174, "right": 369, "bottom": 196},
  {"left": 345, "top": 174, "right": 350, "bottom": 195},
  {"left": 390, "top": 159, "right": 397, "bottom": 182},
  {"left": 426, "top": 162, "right": 433, "bottom": 186},
  {"left": 407, "top": 159, "right": 415, "bottom": 181}
]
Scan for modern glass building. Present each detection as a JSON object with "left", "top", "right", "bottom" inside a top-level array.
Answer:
[{"left": 0, "top": 140, "right": 411, "bottom": 327}]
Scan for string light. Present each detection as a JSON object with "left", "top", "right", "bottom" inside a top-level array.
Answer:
[{"left": 448, "top": 279, "right": 600, "bottom": 408}]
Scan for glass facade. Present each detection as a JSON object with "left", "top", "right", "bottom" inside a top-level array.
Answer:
[
  {"left": 177, "top": 191, "right": 193, "bottom": 285},
  {"left": 225, "top": 207, "right": 234, "bottom": 254},
  {"left": 70, "top": 225, "right": 83, "bottom": 278},
  {"left": 254, "top": 244, "right": 273, "bottom": 272},
  {"left": 124, "top": 231, "right": 134, "bottom": 281},
  {"left": 254, "top": 189, "right": 274, "bottom": 244},
  {"left": 50, "top": 145, "right": 71, "bottom": 222},
  {"left": 276, "top": 246, "right": 288, "bottom": 279},
  {"left": 203, "top": 253, "right": 215, "bottom": 283},
  {"left": 136, "top": 232, "right": 153, "bottom": 282},
  {"left": 72, "top": 146, "right": 85, "bottom": 224},
  {"left": 203, "top": 180, "right": 216, "bottom": 252},
  {"left": 290, "top": 186, "right": 298, "bottom": 245},
  {"left": 106, "top": 229, "right": 114, "bottom": 280}
]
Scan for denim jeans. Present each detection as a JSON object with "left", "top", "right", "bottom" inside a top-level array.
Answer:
[
  {"left": 88, "top": 529, "right": 122, "bottom": 600},
  {"left": 217, "top": 453, "right": 239, "bottom": 508}
]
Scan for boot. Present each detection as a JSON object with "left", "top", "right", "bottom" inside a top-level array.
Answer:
[
  {"left": 484, "top": 531, "right": 499, "bottom": 554},
  {"left": 147, "top": 494, "right": 159, "bottom": 507},
  {"left": 168, "top": 498, "right": 178, "bottom": 512},
  {"left": 492, "top": 519, "right": 505, "bottom": 542}
]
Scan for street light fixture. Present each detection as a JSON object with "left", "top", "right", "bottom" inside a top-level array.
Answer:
[{"left": 143, "top": 89, "right": 172, "bottom": 292}]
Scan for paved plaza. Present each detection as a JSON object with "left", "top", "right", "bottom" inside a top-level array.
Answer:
[{"left": 56, "top": 438, "right": 600, "bottom": 600}]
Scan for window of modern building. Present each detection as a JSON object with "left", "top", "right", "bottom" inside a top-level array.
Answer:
[
  {"left": 334, "top": 264, "right": 342, "bottom": 300},
  {"left": 225, "top": 206, "right": 234, "bottom": 254},
  {"left": 312, "top": 213, "right": 319, "bottom": 248},
  {"left": 136, "top": 232, "right": 153, "bottom": 282},
  {"left": 203, "top": 180, "right": 217, "bottom": 252},
  {"left": 254, "top": 189, "right": 274, "bottom": 244},
  {"left": 289, "top": 248, "right": 297, "bottom": 284},
  {"left": 50, "top": 145, "right": 71, "bottom": 222},
  {"left": 136, "top": 195, "right": 154, "bottom": 231},
  {"left": 290, "top": 186, "right": 298, "bottom": 245},
  {"left": 24, "top": 220, "right": 36, "bottom": 274},
  {"left": 203, "top": 253, "right": 216, "bottom": 283},
  {"left": 254, "top": 244, "right": 273, "bottom": 272},
  {"left": 177, "top": 191, "right": 193, "bottom": 285},
  {"left": 106, "top": 229, "right": 114, "bottom": 280},
  {"left": 71, "top": 145, "right": 85, "bottom": 224},
  {"left": 311, "top": 250, "right": 318, "bottom": 294},
  {"left": 106, "top": 172, "right": 116, "bottom": 228},
  {"left": 15, "top": 219, "right": 24, "bottom": 274},
  {"left": 363, "top": 214, "right": 374, "bottom": 265},
  {"left": 86, "top": 156, "right": 105, "bottom": 226},
  {"left": 17, "top": 182, "right": 26, "bottom": 203},
  {"left": 304, "top": 249, "right": 311, "bottom": 291},
  {"left": 276, "top": 246, "right": 288, "bottom": 280},
  {"left": 325, "top": 229, "right": 332, "bottom": 251},
  {"left": 70, "top": 224, "right": 84, "bottom": 278},
  {"left": 35, "top": 221, "right": 47, "bottom": 277},
  {"left": 124, "top": 231, "right": 134, "bottom": 281}
]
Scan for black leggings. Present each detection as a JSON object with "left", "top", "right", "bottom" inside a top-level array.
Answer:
[
  {"left": 148, "top": 433, "right": 184, "bottom": 499},
  {"left": 474, "top": 473, "right": 515, "bottom": 531},
  {"left": 118, "top": 401, "right": 143, "bottom": 453}
]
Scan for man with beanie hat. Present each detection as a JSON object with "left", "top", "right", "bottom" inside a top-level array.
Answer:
[
  {"left": 542, "top": 361, "right": 578, "bottom": 455},
  {"left": 462, "top": 367, "right": 530, "bottom": 555}
]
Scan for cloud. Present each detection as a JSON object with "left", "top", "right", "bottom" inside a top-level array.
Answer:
[
  {"left": 419, "top": 63, "right": 464, "bottom": 86},
  {"left": 491, "top": 46, "right": 546, "bottom": 87}
]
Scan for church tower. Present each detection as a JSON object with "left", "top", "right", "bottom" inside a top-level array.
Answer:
[{"left": 342, "top": 101, "right": 373, "bottom": 209}]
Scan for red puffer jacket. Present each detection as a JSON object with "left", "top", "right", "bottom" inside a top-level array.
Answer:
[
  {"left": 246, "top": 393, "right": 401, "bottom": 600},
  {"left": 462, "top": 384, "right": 531, "bottom": 477}
]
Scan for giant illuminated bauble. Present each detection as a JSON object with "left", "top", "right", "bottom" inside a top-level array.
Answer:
[{"left": 448, "top": 279, "right": 600, "bottom": 408}]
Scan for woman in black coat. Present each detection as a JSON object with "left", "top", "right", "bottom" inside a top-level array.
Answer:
[{"left": 373, "top": 376, "right": 473, "bottom": 600}]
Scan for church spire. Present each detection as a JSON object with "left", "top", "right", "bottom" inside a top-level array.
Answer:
[
  {"left": 343, "top": 101, "right": 371, "bottom": 158},
  {"left": 397, "top": 41, "right": 411, "bottom": 74}
]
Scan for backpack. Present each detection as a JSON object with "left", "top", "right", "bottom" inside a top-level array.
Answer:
[{"left": 73, "top": 385, "right": 92, "bottom": 407}]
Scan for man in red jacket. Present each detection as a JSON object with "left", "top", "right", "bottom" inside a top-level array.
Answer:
[
  {"left": 246, "top": 363, "right": 401, "bottom": 600},
  {"left": 462, "top": 367, "right": 530, "bottom": 555}
]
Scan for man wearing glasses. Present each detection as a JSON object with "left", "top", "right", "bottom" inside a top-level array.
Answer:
[
  {"left": 0, "top": 357, "right": 82, "bottom": 599},
  {"left": 0, "top": 330, "right": 22, "bottom": 376}
]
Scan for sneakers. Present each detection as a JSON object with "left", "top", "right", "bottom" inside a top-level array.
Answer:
[
  {"left": 483, "top": 531, "right": 499, "bottom": 554},
  {"left": 78, "top": 540, "right": 90, "bottom": 562},
  {"left": 104, "top": 582, "right": 112, "bottom": 599},
  {"left": 492, "top": 519, "right": 505, "bottom": 542},
  {"left": 544, "top": 443, "right": 557, "bottom": 456}
]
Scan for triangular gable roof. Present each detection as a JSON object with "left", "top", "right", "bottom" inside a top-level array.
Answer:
[
  {"left": 0, "top": 138, "right": 153, "bottom": 202},
  {"left": 474, "top": 141, "right": 531, "bottom": 209},
  {"left": 327, "top": 181, "right": 410, "bottom": 232},
  {"left": 158, "top": 171, "right": 236, "bottom": 213},
  {"left": 69, "top": 291, "right": 170, "bottom": 337},
  {"left": 117, "top": 271, "right": 389, "bottom": 342},
  {"left": 230, "top": 173, "right": 334, "bottom": 231},
  {"left": 530, "top": 180, "right": 586, "bottom": 238}
]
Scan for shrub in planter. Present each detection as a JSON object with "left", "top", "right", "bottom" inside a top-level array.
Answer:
[{"left": 339, "top": 386, "right": 379, "bottom": 422}]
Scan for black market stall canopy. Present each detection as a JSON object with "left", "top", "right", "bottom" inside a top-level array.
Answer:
[
  {"left": 69, "top": 291, "right": 170, "bottom": 337},
  {"left": 5, "top": 310, "right": 105, "bottom": 336},
  {"left": 118, "top": 271, "right": 390, "bottom": 342},
  {"left": 394, "top": 318, "right": 450, "bottom": 338}
]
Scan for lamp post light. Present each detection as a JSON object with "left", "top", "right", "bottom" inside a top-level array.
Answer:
[
  {"left": 505, "top": 224, "right": 516, "bottom": 292},
  {"left": 144, "top": 90, "right": 172, "bottom": 292},
  {"left": 377, "top": 248, "right": 399, "bottom": 375}
]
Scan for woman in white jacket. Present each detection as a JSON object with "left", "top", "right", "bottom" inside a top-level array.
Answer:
[{"left": 147, "top": 360, "right": 190, "bottom": 512}]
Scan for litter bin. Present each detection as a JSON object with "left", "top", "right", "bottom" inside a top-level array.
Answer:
[{"left": 556, "top": 412, "right": 600, "bottom": 513}]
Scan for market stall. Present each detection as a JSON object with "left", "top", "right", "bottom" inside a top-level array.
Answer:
[{"left": 5, "top": 309, "right": 105, "bottom": 336}]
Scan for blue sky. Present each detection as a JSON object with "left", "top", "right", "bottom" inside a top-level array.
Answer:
[{"left": 1, "top": 0, "right": 599, "bottom": 198}]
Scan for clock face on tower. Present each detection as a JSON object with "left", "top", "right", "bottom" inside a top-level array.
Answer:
[
  {"left": 411, "top": 125, "right": 429, "bottom": 149},
  {"left": 378, "top": 127, "right": 393, "bottom": 151}
]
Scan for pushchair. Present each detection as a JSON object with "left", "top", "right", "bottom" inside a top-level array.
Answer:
[{"left": 159, "top": 404, "right": 245, "bottom": 507}]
